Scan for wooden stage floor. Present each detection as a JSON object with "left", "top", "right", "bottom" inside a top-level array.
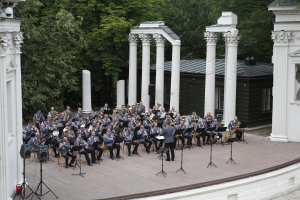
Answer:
[{"left": 22, "top": 133, "right": 300, "bottom": 200}]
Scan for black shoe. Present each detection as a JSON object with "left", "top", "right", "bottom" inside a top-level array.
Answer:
[
  {"left": 111, "top": 157, "right": 115, "bottom": 160},
  {"left": 116, "top": 155, "right": 121, "bottom": 158},
  {"left": 172, "top": 159, "right": 174, "bottom": 161},
  {"left": 132, "top": 151, "right": 137, "bottom": 155},
  {"left": 88, "top": 163, "right": 93, "bottom": 166},
  {"left": 98, "top": 158, "right": 103, "bottom": 161},
  {"left": 65, "top": 165, "right": 69, "bottom": 168},
  {"left": 69, "top": 163, "right": 74, "bottom": 167},
  {"left": 92, "top": 161, "right": 97, "bottom": 164},
  {"left": 165, "top": 159, "right": 170, "bottom": 161}
]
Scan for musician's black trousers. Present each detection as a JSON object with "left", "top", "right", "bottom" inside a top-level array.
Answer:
[
  {"left": 236, "top": 130, "right": 242, "bottom": 140},
  {"left": 174, "top": 135, "right": 185, "bottom": 147},
  {"left": 125, "top": 143, "right": 131, "bottom": 155},
  {"left": 184, "top": 134, "right": 193, "bottom": 147},
  {"left": 165, "top": 142, "right": 175, "bottom": 161},
  {"left": 132, "top": 141, "right": 139, "bottom": 153},
  {"left": 93, "top": 146, "right": 103, "bottom": 160},
  {"left": 64, "top": 151, "right": 76, "bottom": 166},
  {"left": 196, "top": 131, "right": 207, "bottom": 145},
  {"left": 80, "top": 150, "right": 91, "bottom": 164},
  {"left": 141, "top": 140, "right": 152, "bottom": 153},
  {"left": 108, "top": 144, "right": 120, "bottom": 158}
]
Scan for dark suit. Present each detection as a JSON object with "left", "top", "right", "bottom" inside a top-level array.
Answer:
[{"left": 161, "top": 125, "right": 175, "bottom": 161}]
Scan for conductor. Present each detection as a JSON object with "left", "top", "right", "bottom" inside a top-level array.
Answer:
[{"left": 161, "top": 121, "right": 176, "bottom": 161}]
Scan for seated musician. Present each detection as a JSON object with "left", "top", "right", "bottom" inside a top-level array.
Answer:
[
  {"left": 137, "top": 101, "right": 146, "bottom": 115},
  {"left": 88, "top": 131, "right": 103, "bottom": 161},
  {"left": 150, "top": 122, "right": 163, "bottom": 152},
  {"left": 123, "top": 127, "right": 133, "bottom": 156},
  {"left": 74, "top": 133, "right": 95, "bottom": 166},
  {"left": 104, "top": 128, "right": 121, "bottom": 159},
  {"left": 174, "top": 120, "right": 186, "bottom": 148},
  {"left": 27, "top": 132, "right": 44, "bottom": 152},
  {"left": 168, "top": 106, "right": 178, "bottom": 117},
  {"left": 59, "top": 137, "right": 76, "bottom": 168},
  {"left": 184, "top": 121, "right": 195, "bottom": 148},
  {"left": 100, "top": 103, "right": 111, "bottom": 114},
  {"left": 210, "top": 118, "right": 222, "bottom": 141},
  {"left": 204, "top": 112, "right": 214, "bottom": 126},
  {"left": 188, "top": 112, "right": 197, "bottom": 125},
  {"left": 173, "top": 113, "right": 182, "bottom": 125},
  {"left": 228, "top": 116, "right": 242, "bottom": 141},
  {"left": 78, "top": 124, "right": 89, "bottom": 141},
  {"left": 196, "top": 118, "right": 208, "bottom": 146},
  {"left": 138, "top": 124, "right": 152, "bottom": 153},
  {"left": 143, "top": 115, "right": 152, "bottom": 132}
]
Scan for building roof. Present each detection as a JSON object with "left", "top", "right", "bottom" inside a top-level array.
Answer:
[
  {"left": 151, "top": 59, "right": 273, "bottom": 78},
  {"left": 269, "top": 0, "right": 296, "bottom": 6}
]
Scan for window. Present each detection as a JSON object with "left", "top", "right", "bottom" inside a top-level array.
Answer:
[
  {"left": 215, "top": 87, "right": 224, "bottom": 110},
  {"left": 295, "top": 64, "right": 300, "bottom": 101},
  {"left": 261, "top": 88, "right": 272, "bottom": 112}
]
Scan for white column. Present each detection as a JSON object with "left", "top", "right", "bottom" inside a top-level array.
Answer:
[
  {"left": 0, "top": 35, "right": 8, "bottom": 200},
  {"left": 270, "top": 31, "right": 291, "bottom": 142},
  {"left": 153, "top": 33, "right": 165, "bottom": 106},
  {"left": 139, "top": 34, "right": 152, "bottom": 110},
  {"left": 204, "top": 32, "right": 218, "bottom": 116},
  {"left": 82, "top": 70, "right": 92, "bottom": 113},
  {"left": 117, "top": 80, "right": 125, "bottom": 108},
  {"left": 128, "top": 33, "right": 138, "bottom": 105},
  {"left": 170, "top": 43, "right": 181, "bottom": 111},
  {"left": 223, "top": 30, "right": 239, "bottom": 127}
]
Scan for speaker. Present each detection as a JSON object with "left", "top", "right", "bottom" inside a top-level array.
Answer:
[
  {"left": 37, "top": 145, "right": 48, "bottom": 162},
  {"left": 148, "top": 84, "right": 155, "bottom": 96},
  {"left": 20, "top": 144, "right": 32, "bottom": 159}
]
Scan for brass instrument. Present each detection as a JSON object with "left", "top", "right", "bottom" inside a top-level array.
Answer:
[{"left": 224, "top": 122, "right": 240, "bottom": 143}]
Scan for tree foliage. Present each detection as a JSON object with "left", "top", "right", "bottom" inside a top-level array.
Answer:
[{"left": 16, "top": 0, "right": 278, "bottom": 118}]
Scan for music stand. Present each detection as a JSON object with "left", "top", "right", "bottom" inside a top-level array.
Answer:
[
  {"left": 72, "top": 150, "right": 86, "bottom": 178},
  {"left": 156, "top": 148, "right": 168, "bottom": 177},
  {"left": 207, "top": 137, "right": 217, "bottom": 168},
  {"left": 175, "top": 146, "right": 186, "bottom": 174},
  {"left": 240, "top": 122, "right": 248, "bottom": 144},
  {"left": 226, "top": 139, "right": 236, "bottom": 164}
]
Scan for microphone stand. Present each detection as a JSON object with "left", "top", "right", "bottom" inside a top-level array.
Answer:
[
  {"left": 72, "top": 151, "right": 86, "bottom": 177},
  {"left": 207, "top": 137, "right": 217, "bottom": 168},
  {"left": 156, "top": 149, "right": 167, "bottom": 177},
  {"left": 175, "top": 146, "right": 186, "bottom": 174},
  {"left": 226, "top": 140, "right": 236, "bottom": 164}
]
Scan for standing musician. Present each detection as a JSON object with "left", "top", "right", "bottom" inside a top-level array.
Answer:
[
  {"left": 47, "top": 107, "right": 57, "bottom": 120},
  {"left": 137, "top": 101, "right": 146, "bottom": 115},
  {"left": 138, "top": 124, "right": 152, "bottom": 153},
  {"left": 104, "top": 128, "right": 121, "bottom": 159},
  {"left": 123, "top": 127, "right": 133, "bottom": 156},
  {"left": 228, "top": 116, "right": 242, "bottom": 141},
  {"left": 33, "top": 109, "right": 45, "bottom": 130},
  {"left": 161, "top": 121, "right": 176, "bottom": 161},
  {"left": 74, "top": 133, "right": 94, "bottom": 166},
  {"left": 100, "top": 103, "right": 111, "bottom": 114},
  {"left": 197, "top": 118, "right": 208, "bottom": 146},
  {"left": 88, "top": 131, "right": 103, "bottom": 161},
  {"left": 74, "top": 107, "right": 83, "bottom": 120},
  {"left": 63, "top": 106, "right": 72, "bottom": 122},
  {"left": 188, "top": 112, "right": 197, "bottom": 125},
  {"left": 59, "top": 137, "right": 76, "bottom": 168}
]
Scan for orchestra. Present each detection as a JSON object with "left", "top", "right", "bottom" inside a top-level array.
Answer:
[{"left": 23, "top": 103, "right": 245, "bottom": 167}]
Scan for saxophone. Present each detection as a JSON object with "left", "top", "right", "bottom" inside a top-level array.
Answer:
[{"left": 224, "top": 122, "right": 240, "bottom": 143}]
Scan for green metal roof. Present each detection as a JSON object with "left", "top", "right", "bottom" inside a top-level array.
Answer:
[
  {"left": 151, "top": 59, "right": 273, "bottom": 78},
  {"left": 269, "top": 0, "right": 297, "bottom": 6}
]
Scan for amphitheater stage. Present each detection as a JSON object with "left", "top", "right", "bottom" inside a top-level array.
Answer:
[{"left": 21, "top": 133, "right": 300, "bottom": 200}]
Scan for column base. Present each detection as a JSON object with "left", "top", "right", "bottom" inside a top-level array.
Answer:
[
  {"left": 82, "top": 110, "right": 92, "bottom": 114},
  {"left": 270, "top": 134, "right": 288, "bottom": 142}
]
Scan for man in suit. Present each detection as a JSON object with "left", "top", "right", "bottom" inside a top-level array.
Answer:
[{"left": 161, "top": 121, "right": 176, "bottom": 161}]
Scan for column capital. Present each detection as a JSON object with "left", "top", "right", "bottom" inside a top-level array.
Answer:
[
  {"left": 128, "top": 33, "right": 138, "bottom": 43},
  {"left": 204, "top": 32, "right": 218, "bottom": 43},
  {"left": 271, "top": 30, "right": 292, "bottom": 44},
  {"left": 12, "top": 32, "right": 23, "bottom": 53},
  {"left": 139, "top": 33, "right": 152, "bottom": 44},
  {"left": 153, "top": 33, "right": 165, "bottom": 45},
  {"left": 223, "top": 31, "right": 240, "bottom": 45}
]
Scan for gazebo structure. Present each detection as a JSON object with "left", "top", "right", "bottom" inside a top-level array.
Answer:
[
  {"left": 204, "top": 12, "right": 240, "bottom": 126},
  {"left": 127, "top": 21, "right": 181, "bottom": 111}
]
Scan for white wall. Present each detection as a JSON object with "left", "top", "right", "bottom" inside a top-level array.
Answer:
[{"left": 138, "top": 163, "right": 300, "bottom": 200}]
